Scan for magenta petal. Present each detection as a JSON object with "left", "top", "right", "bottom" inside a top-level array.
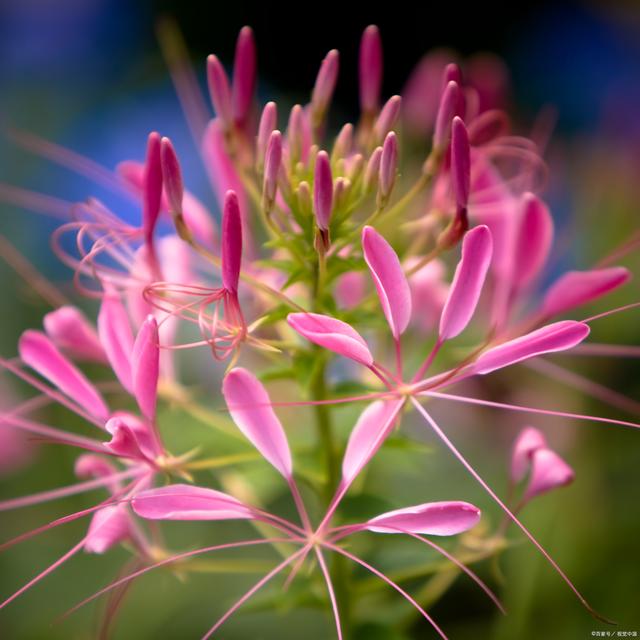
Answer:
[
  {"left": 142, "top": 132, "right": 163, "bottom": 246},
  {"left": 98, "top": 292, "right": 135, "bottom": 393},
  {"left": 314, "top": 150, "right": 333, "bottom": 230},
  {"left": 232, "top": 26, "right": 257, "bottom": 126},
  {"left": 359, "top": 25, "right": 383, "bottom": 113},
  {"left": 524, "top": 448, "right": 574, "bottom": 501},
  {"left": 342, "top": 400, "right": 404, "bottom": 486},
  {"left": 287, "top": 312, "right": 374, "bottom": 366},
  {"left": 511, "top": 426, "right": 547, "bottom": 483},
  {"left": 44, "top": 306, "right": 105, "bottom": 362},
  {"left": 362, "top": 226, "right": 411, "bottom": 339},
  {"left": 84, "top": 505, "right": 130, "bottom": 554},
  {"left": 132, "top": 484, "right": 253, "bottom": 521},
  {"left": 366, "top": 501, "right": 481, "bottom": 535},
  {"left": 131, "top": 316, "right": 159, "bottom": 421},
  {"left": 473, "top": 321, "right": 590, "bottom": 375},
  {"left": 221, "top": 190, "right": 243, "bottom": 293},
  {"left": 19, "top": 330, "right": 109, "bottom": 421},
  {"left": 222, "top": 368, "right": 292, "bottom": 478},
  {"left": 439, "top": 225, "right": 492, "bottom": 341},
  {"left": 541, "top": 267, "right": 631, "bottom": 319},
  {"left": 104, "top": 416, "right": 151, "bottom": 460}
]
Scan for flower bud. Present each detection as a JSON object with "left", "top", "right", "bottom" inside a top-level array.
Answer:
[{"left": 359, "top": 25, "right": 383, "bottom": 114}]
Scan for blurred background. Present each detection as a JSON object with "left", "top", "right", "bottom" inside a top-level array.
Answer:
[{"left": 0, "top": 0, "right": 639, "bottom": 638}]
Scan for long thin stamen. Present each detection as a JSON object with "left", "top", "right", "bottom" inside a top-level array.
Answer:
[{"left": 314, "top": 547, "right": 343, "bottom": 640}]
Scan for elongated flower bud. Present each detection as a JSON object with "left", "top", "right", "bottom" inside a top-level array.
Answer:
[
  {"left": 263, "top": 130, "right": 282, "bottom": 210},
  {"left": 451, "top": 116, "right": 470, "bottom": 211},
  {"left": 364, "top": 146, "right": 382, "bottom": 193},
  {"left": 378, "top": 132, "right": 398, "bottom": 205},
  {"left": 332, "top": 123, "right": 353, "bottom": 162},
  {"left": 207, "top": 54, "right": 233, "bottom": 129},
  {"left": 433, "top": 81, "right": 461, "bottom": 150},
  {"left": 222, "top": 190, "right": 243, "bottom": 294},
  {"left": 142, "top": 132, "right": 163, "bottom": 247},
  {"left": 287, "top": 104, "right": 305, "bottom": 166},
  {"left": 256, "top": 101, "right": 277, "bottom": 172},
  {"left": 314, "top": 151, "right": 333, "bottom": 231},
  {"left": 359, "top": 25, "right": 383, "bottom": 114},
  {"left": 443, "top": 62, "right": 462, "bottom": 87},
  {"left": 232, "top": 26, "right": 257, "bottom": 126},
  {"left": 311, "top": 49, "right": 339, "bottom": 126},
  {"left": 374, "top": 95, "right": 401, "bottom": 142},
  {"left": 160, "top": 137, "right": 183, "bottom": 214},
  {"left": 333, "top": 176, "right": 351, "bottom": 211}
]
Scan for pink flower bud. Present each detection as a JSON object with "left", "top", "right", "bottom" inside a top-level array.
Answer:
[
  {"left": 207, "top": 54, "right": 233, "bottom": 129},
  {"left": 524, "top": 448, "right": 574, "bottom": 502},
  {"left": 222, "top": 190, "right": 243, "bottom": 294},
  {"left": 359, "top": 25, "right": 383, "bottom": 113},
  {"left": 160, "top": 137, "right": 184, "bottom": 214},
  {"left": 263, "top": 130, "right": 282, "bottom": 207},
  {"left": 142, "top": 132, "right": 163, "bottom": 246},
  {"left": 256, "top": 101, "right": 277, "bottom": 171},
  {"left": 232, "top": 26, "right": 257, "bottom": 126},
  {"left": 311, "top": 49, "right": 339, "bottom": 124},
  {"left": 287, "top": 104, "right": 305, "bottom": 165},
  {"left": 364, "top": 146, "right": 383, "bottom": 193},
  {"left": 433, "top": 81, "right": 461, "bottom": 150},
  {"left": 443, "top": 62, "right": 462, "bottom": 87},
  {"left": 313, "top": 151, "right": 333, "bottom": 231},
  {"left": 332, "top": 123, "right": 353, "bottom": 162},
  {"left": 373, "top": 95, "right": 402, "bottom": 142},
  {"left": 378, "top": 132, "right": 398, "bottom": 202},
  {"left": 451, "top": 116, "right": 470, "bottom": 211}
]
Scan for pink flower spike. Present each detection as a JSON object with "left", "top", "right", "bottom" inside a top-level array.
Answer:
[
  {"left": 132, "top": 484, "right": 254, "bottom": 520},
  {"left": 311, "top": 49, "right": 339, "bottom": 123},
  {"left": 222, "top": 368, "right": 292, "bottom": 479},
  {"left": 207, "top": 54, "right": 234, "bottom": 129},
  {"left": 366, "top": 501, "right": 481, "bottom": 535},
  {"left": 84, "top": 505, "right": 130, "bottom": 554},
  {"left": 433, "top": 81, "right": 461, "bottom": 150},
  {"left": 18, "top": 330, "right": 109, "bottom": 421},
  {"left": 222, "top": 190, "right": 243, "bottom": 294},
  {"left": 439, "top": 225, "right": 493, "bottom": 341},
  {"left": 43, "top": 306, "right": 105, "bottom": 362},
  {"left": 359, "top": 25, "right": 383, "bottom": 114},
  {"left": 451, "top": 116, "right": 470, "bottom": 211},
  {"left": 256, "top": 102, "right": 277, "bottom": 171},
  {"left": 142, "top": 132, "right": 163, "bottom": 246},
  {"left": 513, "top": 193, "right": 554, "bottom": 288},
  {"left": 263, "top": 130, "right": 282, "bottom": 208},
  {"left": 362, "top": 226, "right": 412, "bottom": 339},
  {"left": 314, "top": 150, "right": 333, "bottom": 231},
  {"left": 541, "top": 267, "right": 631, "bottom": 319},
  {"left": 511, "top": 426, "right": 547, "bottom": 483},
  {"left": 98, "top": 291, "right": 134, "bottom": 394},
  {"left": 232, "top": 26, "right": 257, "bottom": 126},
  {"left": 472, "top": 321, "right": 590, "bottom": 375},
  {"left": 287, "top": 312, "right": 373, "bottom": 366},
  {"left": 341, "top": 400, "right": 405, "bottom": 487},
  {"left": 131, "top": 316, "right": 159, "bottom": 421},
  {"left": 524, "top": 448, "right": 574, "bottom": 502},
  {"left": 378, "top": 132, "right": 398, "bottom": 202},
  {"left": 373, "top": 95, "right": 402, "bottom": 142},
  {"left": 160, "top": 136, "right": 184, "bottom": 214}
]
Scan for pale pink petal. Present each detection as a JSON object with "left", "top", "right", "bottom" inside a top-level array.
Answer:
[
  {"left": 439, "top": 225, "right": 492, "bottom": 341},
  {"left": 342, "top": 400, "right": 404, "bottom": 486},
  {"left": 359, "top": 25, "right": 383, "bottom": 113},
  {"left": 362, "top": 225, "right": 411, "bottom": 339},
  {"left": 472, "top": 321, "right": 590, "bottom": 375},
  {"left": 132, "top": 484, "right": 253, "bottom": 521},
  {"left": 287, "top": 312, "right": 373, "bottom": 366},
  {"left": 19, "top": 330, "right": 109, "bottom": 421},
  {"left": 511, "top": 426, "right": 547, "bottom": 483},
  {"left": 221, "top": 190, "right": 243, "bottom": 294},
  {"left": 44, "top": 306, "right": 105, "bottom": 362},
  {"left": 131, "top": 316, "right": 159, "bottom": 421},
  {"left": 222, "top": 368, "right": 292, "bottom": 478},
  {"left": 541, "top": 267, "right": 631, "bottom": 319},
  {"left": 84, "top": 505, "right": 130, "bottom": 554},
  {"left": 367, "top": 501, "right": 481, "bottom": 535},
  {"left": 524, "top": 447, "right": 574, "bottom": 501},
  {"left": 98, "top": 291, "right": 134, "bottom": 393}
]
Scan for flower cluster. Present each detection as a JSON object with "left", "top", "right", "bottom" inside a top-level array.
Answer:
[{"left": 0, "top": 23, "right": 637, "bottom": 639}]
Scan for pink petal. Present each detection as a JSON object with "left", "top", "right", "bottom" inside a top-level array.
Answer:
[
  {"left": 541, "top": 267, "right": 631, "bottom": 319},
  {"left": 362, "top": 226, "right": 412, "bottom": 339},
  {"left": 232, "top": 26, "right": 257, "bottom": 126},
  {"left": 524, "top": 447, "right": 574, "bottom": 501},
  {"left": 142, "top": 132, "right": 163, "bottom": 246},
  {"left": 472, "top": 321, "right": 590, "bottom": 375},
  {"left": 511, "top": 426, "right": 547, "bottom": 483},
  {"left": 104, "top": 416, "right": 152, "bottom": 461},
  {"left": 98, "top": 291, "right": 134, "bottom": 393},
  {"left": 439, "top": 225, "right": 492, "bottom": 341},
  {"left": 313, "top": 150, "right": 333, "bottom": 230},
  {"left": 287, "top": 312, "right": 374, "bottom": 366},
  {"left": 222, "top": 368, "right": 292, "bottom": 478},
  {"left": 131, "top": 316, "right": 159, "bottom": 421},
  {"left": 359, "top": 25, "right": 383, "bottom": 113},
  {"left": 512, "top": 193, "right": 553, "bottom": 288},
  {"left": 19, "top": 330, "right": 109, "bottom": 421},
  {"left": 221, "top": 190, "right": 243, "bottom": 294},
  {"left": 342, "top": 400, "right": 404, "bottom": 486},
  {"left": 367, "top": 501, "right": 481, "bottom": 535},
  {"left": 84, "top": 505, "right": 130, "bottom": 554},
  {"left": 132, "top": 484, "right": 253, "bottom": 521},
  {"left": 207, "top": 54, "right": 233, "bottom": 128},
  {"left": 43, "top": 306, "right": 105, "bottom": 362}
]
